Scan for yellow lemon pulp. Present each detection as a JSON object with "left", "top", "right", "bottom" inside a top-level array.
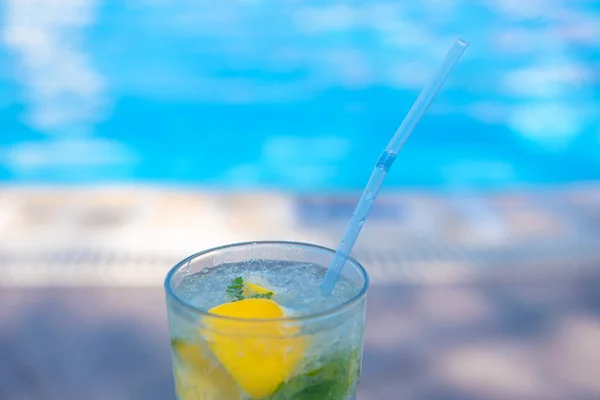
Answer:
[
  {"left": 243, "top": 281, "right": 273, "bottom": 297},
  {"left": 205, "top": 298, "right": 306, "bottom": 399},
  {"left": 171, "top": 340, "right": 240, "bottom": 399}
]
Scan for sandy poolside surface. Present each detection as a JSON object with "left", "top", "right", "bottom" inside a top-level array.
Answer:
[{"left": 0, "top": 184, "right": 599, "bottom": 286}]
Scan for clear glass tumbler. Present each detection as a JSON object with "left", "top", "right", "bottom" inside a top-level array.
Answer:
[{"left": 164, "top": 241, "right": 369, "bottom": 400}]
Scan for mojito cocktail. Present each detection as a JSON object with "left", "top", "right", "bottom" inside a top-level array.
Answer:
[{"left": 165, "top": 241, "right": 369, "bottom": 400}]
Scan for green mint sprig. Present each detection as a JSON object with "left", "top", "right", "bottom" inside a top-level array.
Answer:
[
  {"left": 252, "top": 292, "right": 275, "bottom": 300},
  {"left": 226, "top": 276, "right": 274, "bottom": 302},
  {"left": 226, "top": 276, "right": 245, "bottom": 301},
  {"left": 260, "top": 347, "right": 360, "bottom": 399}
]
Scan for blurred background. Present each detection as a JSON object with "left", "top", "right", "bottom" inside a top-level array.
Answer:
[{"left": 1, "top": 0, "right": 600, "bottom": 399}]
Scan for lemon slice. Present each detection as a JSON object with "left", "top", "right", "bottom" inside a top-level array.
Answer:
[
  {"left": 243, "top": 281, "right": 273, "bottom": 297},
  {"left": 205, "top": 298, "right": 306, "bottom": 399},
  {"left": 171, "top": 340, "right": 240, "bottom": 399}
]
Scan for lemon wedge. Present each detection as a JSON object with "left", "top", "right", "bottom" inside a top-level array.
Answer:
[
  {"left": 243, "top": 281, "right": 273, "bottom": 297},
  {"left": 171, "top": 340, "right": 240, "bottom": 399},
  {"left": 205, "top": 298, "right": 306, "bottom": 399}
]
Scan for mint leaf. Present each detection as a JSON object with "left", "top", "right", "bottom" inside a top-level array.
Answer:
[
  {"left": 226, "top": 276, "right": 244, "bottom": 301},
  {"left": 262, "top": 348, "right": 360, "bottom": 399},
  {"left": 250, "top": 291, "right": 274, "bottom": 300}
]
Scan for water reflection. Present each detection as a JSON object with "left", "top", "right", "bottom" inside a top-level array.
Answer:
[
  {"left": 3, "top": 0, "right": 106, "bottom": 131},
  {"left": 1, "top": 0, "right": 599, "bottom": 188}
]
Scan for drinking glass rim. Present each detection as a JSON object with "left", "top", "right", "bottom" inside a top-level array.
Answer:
[{"left": 164, "top": 240, "right": 370, "bottom": 324}]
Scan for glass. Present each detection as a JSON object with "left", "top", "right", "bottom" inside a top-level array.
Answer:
[{"left": 164, "top": 241, "right": 369, "bottom": 400}]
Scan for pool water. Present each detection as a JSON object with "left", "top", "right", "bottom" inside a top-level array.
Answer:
[{"left": 0, "top": 1, "right": 599, "bottom": 190}]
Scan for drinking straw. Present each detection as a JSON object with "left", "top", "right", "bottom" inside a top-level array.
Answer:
[{"left": 320, "top": 39, "right": 469, "bottom": 294}]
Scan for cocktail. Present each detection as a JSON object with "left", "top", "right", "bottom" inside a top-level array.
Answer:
[
  {"left": 165, "top": 241, "right": 369, "bottom": 400},
  {"left": 164, "top": 38, "right": 467, "bottom": 400}
]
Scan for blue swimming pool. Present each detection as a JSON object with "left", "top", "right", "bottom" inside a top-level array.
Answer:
[{"left": 0, "top": 1, "right": 599, "bottom": 191}]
